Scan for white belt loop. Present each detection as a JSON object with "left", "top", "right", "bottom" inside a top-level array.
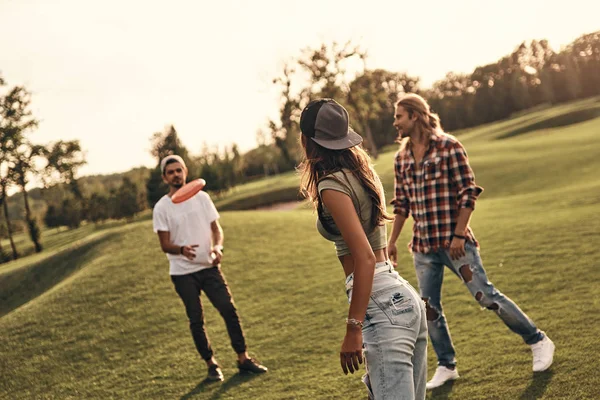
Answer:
[{"left": 345, "top": 260, "right": 394, "bottom": 291}]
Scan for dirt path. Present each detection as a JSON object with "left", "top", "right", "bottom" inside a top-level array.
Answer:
[{"left": 253, "top": 201, "right": 302, "bottom": 211}]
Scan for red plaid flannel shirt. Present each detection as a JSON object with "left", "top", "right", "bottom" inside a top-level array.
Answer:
[{"left": 392, "top": 132, "right": 484, "bottom": 253}]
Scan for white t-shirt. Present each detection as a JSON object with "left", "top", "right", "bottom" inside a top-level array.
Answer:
[{"left": 152, "top": 191, "right": 220, "bottom": 275}]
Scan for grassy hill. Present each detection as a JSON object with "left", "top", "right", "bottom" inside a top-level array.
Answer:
[
  {"left": 0, "top": 167, "right": 152, "bottom": 240},
  {"left": 1, "top": 98, "right": 599, "bottom": 399}
]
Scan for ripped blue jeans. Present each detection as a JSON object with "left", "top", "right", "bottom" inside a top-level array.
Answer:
[
  {"left": 347, "top": 261, "right": 427, "bottom": 399},
  {"left": 413, "top": 241, "right": 544, "bottom": 368}
]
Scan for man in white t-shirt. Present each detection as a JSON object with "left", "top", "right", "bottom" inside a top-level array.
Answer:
[{"left": 153, "top": 155, "right": 267, "bottom": 382}]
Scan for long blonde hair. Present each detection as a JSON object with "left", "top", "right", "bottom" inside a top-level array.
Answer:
[{"left": 395, "top": 93, "right": 444, "bottom": 150}]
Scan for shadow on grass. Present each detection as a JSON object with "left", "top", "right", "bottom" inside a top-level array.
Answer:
[
  {"left": 428, "top": 379, "right": 456, "bottom": 400},
  {"left": 477, "top": 114, "right": 540, "bottom": 137},
  {"left": 180, "top": 372, "right": 260, "bottom": 400},
  {"left": 496, "top": 107, "right": 600, "bottom": 139},
  {"left": 0, "top": 232, "right": 118, "bottom": 318},
  {"left": 216, "top": 186, "right": 302, "bottom": 211},
  {"left": 519, "top": 370, "right": 553, "bottom": 400}
]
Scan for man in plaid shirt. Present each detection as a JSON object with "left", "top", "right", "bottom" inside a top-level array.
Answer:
[{"left": 387, "top": 94, "right": 555, "bottom": 390}]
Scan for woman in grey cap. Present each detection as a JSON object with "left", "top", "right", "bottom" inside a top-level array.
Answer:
[{"left": 298, "top": 98, "right": 427, "bottom": 399}]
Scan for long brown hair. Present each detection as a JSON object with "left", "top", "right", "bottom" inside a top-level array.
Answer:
[{"left": 298, "top": 134, "right": 392, "bottom": 230}]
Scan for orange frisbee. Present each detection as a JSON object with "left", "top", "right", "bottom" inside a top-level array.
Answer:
[{"left": 171, "top": 179, "right": 206, "bottom": 204}]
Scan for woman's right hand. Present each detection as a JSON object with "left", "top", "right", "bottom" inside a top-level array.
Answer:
[
  {"left": 340, "top": 327, "right": 363, "bottom": 375},
  {"left": 388, "top": 242, "right": 398, "bottom": 267}
]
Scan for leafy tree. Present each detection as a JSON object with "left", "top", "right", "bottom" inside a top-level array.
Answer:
[
  {"left": 0, "top": 85, "right": 38, "bottom": 259},
  {"left": 347, "top": 69, "right": 420, "bottom": 151},
  {"left": 0, "top": 219, "right": 10, "bottom": 262},
  {"left": 272, "top": 42, "right": 420, "bottom": 158},
  {"left": 113, "top": 177, "right": 142, "bottom": 220},
  {"left": 39, "top": 140, "right": 86, "bottom": 229},
  {"left": 297, "top": 42, "right": 378, "bottom": 154},
  {"left": 43, "top": 204, "right": 62, "bottom": 229},
  {"left": 567, "top": 31, "right": 600, "bottom": 97},
  {"left": 87, "top": 193, "right": 110, "bottom": 225},
  {"left": 12, "top": 143, "right": 45, "bottom": 252},
  {"left": 150, "top": 125, "right": 192, "bottom": 166},
  {"left": 147, "top": 125, "right": 191, "bottom": 207},
  {"left": 0, "top": 188, "right": 18, "bottom": 259},
  {"left": 41, "top": 140, "right": 86, "bottom": 199},
  {"left": 60, "top": 198, "right": 83, "bottom": 229},
  {"left": 145, "top": 167, "right": 166, "bottom": 208},
  {"left": 269, "top": 63, "right": 301, "bottom": 168}
]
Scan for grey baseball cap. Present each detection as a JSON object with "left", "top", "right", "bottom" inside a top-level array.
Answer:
[
  {"left": 300, "top": 98, "right": 363, "bottom": 150},
  {"left": 160, "top": 155, "right": 186, "bottom": 174}
]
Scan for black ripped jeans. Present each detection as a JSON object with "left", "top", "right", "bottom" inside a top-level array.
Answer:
[{"left": 171, "top": 266, "right": 247, "bottom": 361}]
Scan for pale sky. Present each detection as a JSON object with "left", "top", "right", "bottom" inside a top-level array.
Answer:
[{"left": 1, "top": 0, "right": 598, "bottom": 176}]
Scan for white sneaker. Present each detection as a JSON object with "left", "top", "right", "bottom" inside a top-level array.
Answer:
[
  {"left": 531, "top": 336, "right": 555, "bottom": 372},
  {"left": 426, "top": 366, "right": 459, "bottom": 390}
]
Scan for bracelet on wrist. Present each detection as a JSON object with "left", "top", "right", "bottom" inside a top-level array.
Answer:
[
  {"left": 346, "top": 318, "right": 363, "bottom": 328},
  {"left": 453, "top": 234, "right": 466, "bottom": 240}
]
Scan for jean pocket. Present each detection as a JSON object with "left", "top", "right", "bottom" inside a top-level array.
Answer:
[
  {"left": 362, "top": 372, "right": 375, "bottom": 400},
  {"left": 371, "top": 285, "right": 418, "bottom": 328}
]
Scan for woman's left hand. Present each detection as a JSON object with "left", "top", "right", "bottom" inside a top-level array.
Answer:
[{"left": 340, "top": 327, "right": 363, "bottom": 375}]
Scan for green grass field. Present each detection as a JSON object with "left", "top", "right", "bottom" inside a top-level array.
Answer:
[{"left": 1, "top": 98, "right": 600, "bottom": 399}]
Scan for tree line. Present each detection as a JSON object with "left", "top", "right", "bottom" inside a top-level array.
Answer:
[
  {"left": 149, "top": 30, "right": 598, "bottom": 199},
  {"left": 0, "top": 76, "right": 148, "bottom": 262},
  {"left": 2, "top": 30, "right": 598, "bottom": 262},
  {"left": 261, "top": 30, "right": 600, "bottom": 169},
  {"left": 427, "top": 32, "right": 600, "bottom": 130},
  {"left": 0, "top": 77, "right": 86, "bottom": 261}
]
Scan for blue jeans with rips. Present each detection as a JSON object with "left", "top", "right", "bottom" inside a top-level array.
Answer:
[{"left": 413, "top": 241, "right": 544, "bottom": 368}]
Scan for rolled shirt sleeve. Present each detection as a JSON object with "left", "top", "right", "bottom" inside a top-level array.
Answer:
[{"left": 448, "top": 141, "right": 483, "bottom": 209}]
